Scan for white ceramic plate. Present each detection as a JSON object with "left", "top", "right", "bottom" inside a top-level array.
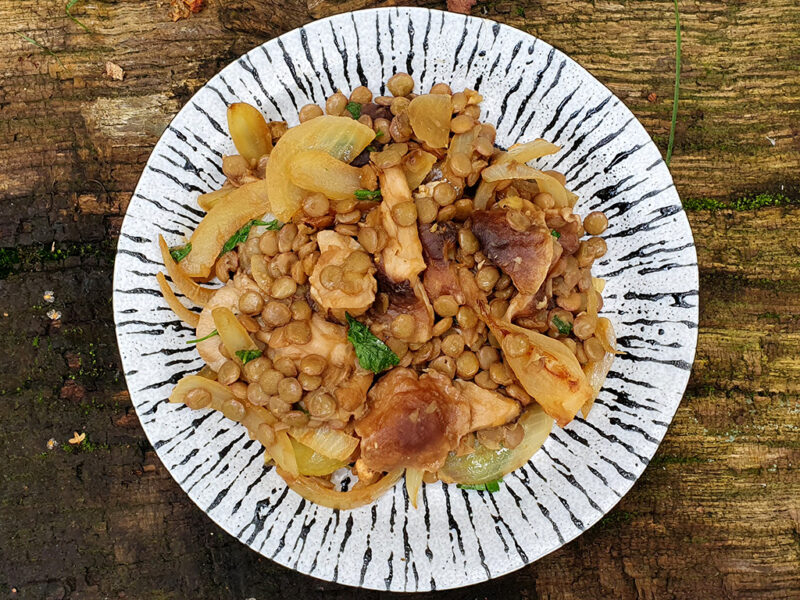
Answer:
[{"left": 113, "top": 7, "right": 698, "bottom": 591}]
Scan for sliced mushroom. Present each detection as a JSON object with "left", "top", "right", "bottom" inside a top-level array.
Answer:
[
  {"left": 309, "top": 230, "right": 377, "bottom": 315},
  {"left": 378, "top": 166, "right": 426, "bottom": 283},
  {"left": 369, "top": 268, "right": 434, "bottom": 344},
  {"left": 472, "top": 208, "right": 554, "bottom": 296},
  {"left": 355, "top": 368, "right": 470, "bottom": 473}
]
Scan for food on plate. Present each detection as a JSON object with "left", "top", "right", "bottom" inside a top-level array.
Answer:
[{"left": 157, "top": 74, "right": 616, "bottom": 510}]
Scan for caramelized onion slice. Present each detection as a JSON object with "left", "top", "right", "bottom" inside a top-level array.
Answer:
[
  {"left": 405, "top": 468, "right": 424, "bottom": 509},
  {"left": 408, "top": 94, "right": 452, "bottom": 148},
  {"left": 276, "top": 467, "right": 404, "bottom": 510},
  {"left": 289, "top": 150, "right": 362, "bottom": 201},
  {"left": 180, "top": 178, "right": 270, "bottom": 278},
  {"left": 481, "top": 162, "right": 568, "bottom": 206},
  {"left": 506, "top": 138, "right": 560, "bottom": 163},
  {"left": 403, "top": 149, "right": 437, "bottom": 190},
  {"left": 266, "top": 115, "right": 374, "bottom": 221},
  {"left": 498, "top": 320, "right": 593, "bottom": 427},
  {"left": 438, "top": 405, "right": 553, "bottom": 485},
  {"left": 156, "top": 272, "right": 199, "bottom": 328},
  {"left": 158, "top": 235, "right": 214, "bottom": 306},
  {"left": 378, "top": 166, "right": 426, "bottom": 282},
  {"left": 291, "top": 438, "right": 348, "bottom": 476},
  {"left": 211, "top": 306, "right": 257, "bottom": 363},
  {"left": 288, "top": 426, "right": 359, "bottom": 462}
]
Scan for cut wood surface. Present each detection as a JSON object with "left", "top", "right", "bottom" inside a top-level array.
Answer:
[{"left": 0, "top": 1, "right": 798, "bottom": 599}]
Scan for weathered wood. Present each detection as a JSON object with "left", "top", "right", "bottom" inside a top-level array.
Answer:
[{"left": 1, "top": 0, "right": 798, "bottom": 598}]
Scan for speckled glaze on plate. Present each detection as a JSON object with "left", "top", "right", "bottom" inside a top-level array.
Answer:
[{"left": 113, "top": 7, "right": 698, "bottom": 591}]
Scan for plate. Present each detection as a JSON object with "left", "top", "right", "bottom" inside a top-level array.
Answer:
[{"left": 113, "top": 7, "right": 698, "bottom": 591}]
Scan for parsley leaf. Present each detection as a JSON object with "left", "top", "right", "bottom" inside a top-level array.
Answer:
[
  {"left": 345, "top": 101, "right": 362, "bottom": 119},
  {"left": 185, "top": 329, "right": 219, "bottom": 344},
  {"left": 345, "top": 313, "right": 399, "bottom": 373},
  {"left": 374, "top": 130, "right": 384, "bottom": 139},
  {"left": 169, "top": 242, "right": 192, "bottom": 263},
  {"left": 551, "top": 230, "right": 561, "bottom": 239},
  {"left": 253, "top": 219, "right": 283, "bottom": 230},
  {"left": 220, "top": 219, "right": 282, "bottom": 255},
  {"left": 354, "top": 189, "right": 382, "bottom": 201},
  {"left": 235, "top": 349, "right": 262, "bottom": 364},
  {"left": 552, "top": 315, "right": 573, "bottom": 335},
  {"left": 457, "top": 479, "right": 502, "bottom": 492}
]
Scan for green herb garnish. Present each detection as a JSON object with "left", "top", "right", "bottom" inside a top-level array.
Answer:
[
  {"left": 374, "top": 130, "right": 384, "bottom": 139},
  {"left": 354, "top": 189, "right": 382, "bottom": 201},
  {"left": 345, "top": 101, "right": 362, "bottom": 119},
  {"left": 169, "top": 242, "right": 192, "bottom": 263},
  {"left": 552, "top": 315, "right": 572, "bottom": 335},
  {"left": 550, "top": 230, "right": 561, "bottom": 239},
  {"left": 220, "top": 219, "right": 282, "bottom": 255},
  {"left": 66, "top": 0, "right": 91, "bottom": 32},
  {"left": 345, "top": 313, "right": 400, "bottom": 373},
  {"left": 253, "top": 219, "right": 282, "bottom": 230},
  {"left": 235, "top": 349, "right": 262, "bottom": 364},
  {"left": 666, "top": 0, "right": 682, "bottom": 165},
  {"left": 458, "top": 479, "right": 502, "bottom": 492},
  {"left": 185, "top": 329, "right": 218, "bottom": 344},
  {"left": 365, "top": 145, "right": 377, "bottom": 152}
]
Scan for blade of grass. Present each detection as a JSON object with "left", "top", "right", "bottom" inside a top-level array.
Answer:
[
  {"left": 666, "top": 0, "right": 682, "bottom": 165},
  {"left": 17, "top": 33, "right": 65, "bottom": 68},
  {"left": 66, "top": 0, "right": 91, "bottom": 32}
]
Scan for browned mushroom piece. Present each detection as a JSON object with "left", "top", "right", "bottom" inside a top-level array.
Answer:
[
  {"left": 355, "top": 368, "right": 470, "bottom": 472},
  {"left": 471, "top": 208, "right": 554, "bottom": 296},
  {"left": 369, "top": 268, "right": 434, "bottom": 344},
  {"left": 418, "top": 221, "right": 463, "bottom": 302}
]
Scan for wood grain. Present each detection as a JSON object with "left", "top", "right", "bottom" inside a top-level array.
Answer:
[{"left": 0, "top": 1, "right": 798, "bottom": 599}]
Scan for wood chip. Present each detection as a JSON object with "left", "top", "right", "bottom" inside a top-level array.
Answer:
[
  {"left": 105, "top": 61, "right": 124, "bottom": 81},
  {"left": 447, "top": 0, "right": 476, "bottom": 15}
]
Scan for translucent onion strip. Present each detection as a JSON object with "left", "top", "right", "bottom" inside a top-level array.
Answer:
[
  {"left": 480, "top": 162, "right": 568, "bottom": 206},
  {"left": 438, "top": 406, "right": 553, "bottom": 485},
  {"left": 289, "top": 150, "right": 362, "bottom": 200},
  {"left": 211, "top": 306, "right": 258, "bottom": 362},
  {"left": 276, "top": 468, "right": 404, "bottom": 511},
  {"left": 156, "top": 272, "right": 199, "bottom": 328},
  {"left": 288, "top": 426, "right": 359, "bottom": 462},
  {"left": 158, "top": 235, "right": 214, "bottom": 306},
  {"left": 405, "top": 468, "right": 424, "bottom": 509}
]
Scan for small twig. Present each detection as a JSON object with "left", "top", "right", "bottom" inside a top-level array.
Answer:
[
  {"left": 17, "top": 33, "right": 65, "bottom": 68},
  {"left": 666, "top": 0, "right": 682, "bottom": 165},
  {"left": 66, "top": 0, "right": 91, "bottom": 32}
]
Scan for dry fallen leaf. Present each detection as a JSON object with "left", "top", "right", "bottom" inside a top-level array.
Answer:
[
  {"left": 447, "top": 0, "right": 476, "bottom": 15},
  {"left": 105, "top": 61, "right": 124, "bottom": 81},
  {"left": 69, "top": 431, "right": 86, "bottom": 445},
  {"left": 169, "top": 0, "right": 204, "bottom": 21},
  {"left": 647, "top": 92, "right": 658, "bottom": 103}
]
